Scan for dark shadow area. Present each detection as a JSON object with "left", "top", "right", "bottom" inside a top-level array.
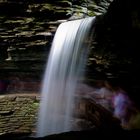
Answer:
[
  {"left": 0, "top": 128, "right": 140, "bottom": 140},
  {"left": 87, "top": 0, "right": 140, "bottom": 110}
]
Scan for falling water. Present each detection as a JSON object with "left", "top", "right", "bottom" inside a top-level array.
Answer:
[{"left": 36, "top": 17, "right": 96, "bottom": 137}]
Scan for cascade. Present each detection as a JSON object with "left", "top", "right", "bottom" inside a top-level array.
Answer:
[{"left": 36, "top": 17, "right": 96, "bottom": 137}]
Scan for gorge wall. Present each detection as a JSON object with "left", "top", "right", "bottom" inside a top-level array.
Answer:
[
  {"left": 0, "top": 0, "right": 140, "bottom": 114},
  {"left": 0, "top": 94, "right": 119, "bottom": 135},
  {"left": 0, "top": 94, "right": 39, "bottom": 135},
  {"left": 0, "top": 0, "right": 140, "bottom": 136},
  {"left": 0, "top": 0, "right": 112, "bottom": 93}
]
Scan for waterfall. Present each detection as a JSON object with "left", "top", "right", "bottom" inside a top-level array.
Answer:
[{"left": 36, "top": 17, "right": 96, "bottom": 137}]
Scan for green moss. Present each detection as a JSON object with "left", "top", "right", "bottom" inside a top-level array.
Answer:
[
  {"left": 15, "top": 31, "right": 34, "bottom": 36},
  {"left": 4, "top": 18, "right": 34, "bottom": 25},
  {"left": 88, "top": 11, "right": 96, "bottom": 16},
  {"left": 40, "top": 4, "right": 54, "bottom": 11},
  {"left": 32, "top": 102, "right": 39, "bottom": 108}
]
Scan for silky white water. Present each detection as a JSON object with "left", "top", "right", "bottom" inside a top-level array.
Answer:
[{"left": 36, "top": 17, "right": 96, "bottom": 137}]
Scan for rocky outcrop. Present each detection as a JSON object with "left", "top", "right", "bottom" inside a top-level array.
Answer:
[
  {"left": 1, "top": 0, "right": 140, "bottom": 109},
  {"left": 0, "top": 94, "right": 39, "bottom": 135},
  {"left": 0, "top": 94, "right": 120, "bottom": 136},
  {"left": 0, "top": 0, "right": 113, "bottom": 93},
  {"left": 0, "top": 0, "right": 112, "bottom": 61}
]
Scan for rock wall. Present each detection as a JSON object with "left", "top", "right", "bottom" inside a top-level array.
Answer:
[
  {"left": 0, "top": 0, "right": 113, "bottom": 93},
  {"left": 0, "top": 94, "right": 39, "bottom": 135},
  {"left": 0, "top": 94, "right": 119, "bottom": 136}
]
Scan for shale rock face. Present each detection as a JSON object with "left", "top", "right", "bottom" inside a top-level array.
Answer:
[
  {"left": 0, "top": 0, "right": 112, "bottom": 93},
  {"left": 0, "top": 0, "right": 140, "bottom": 109},
  {"left": 0, "top": 94, "right": 39, "bottom": 135},
  {"left": 0, "top": 0, "right": 112, "bottom": 61},
  {"left": 0, "top": 94, "right": 120, "bottom": 136}
]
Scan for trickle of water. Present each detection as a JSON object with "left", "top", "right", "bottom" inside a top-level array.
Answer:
[{"left": 36, "top": 17, "right": 96, "bottom": 137}]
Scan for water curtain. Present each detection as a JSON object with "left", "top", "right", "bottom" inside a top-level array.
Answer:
[{"left": 36, "top": 17, "right": 96, "bottom": 137}]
